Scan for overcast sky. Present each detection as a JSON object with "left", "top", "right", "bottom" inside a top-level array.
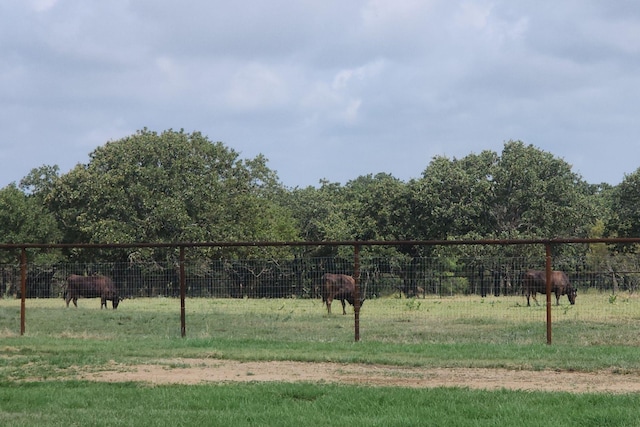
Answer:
[{"left": 2, "top": 1, "right": 639, "bottom": 189}]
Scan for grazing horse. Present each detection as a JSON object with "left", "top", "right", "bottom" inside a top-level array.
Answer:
[
  {"left": 65, "top": 274, "right": 120, "bottom": 309},
  {"left": 522, "top": 270, "right": 576, "bottom": 306}
]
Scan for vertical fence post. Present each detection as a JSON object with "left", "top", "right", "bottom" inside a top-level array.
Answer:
[
  {"left": 180, "top": 246, "right": 186, "bottom": 338},
  {"left": 545, "top": 243, "right": 552, "bottom": 345},
  {"left": 20, "top": 248, "right": 27, "bottom": 336},
  {"left": 353, "top": 244, "right": 361, "bottom": 342}
]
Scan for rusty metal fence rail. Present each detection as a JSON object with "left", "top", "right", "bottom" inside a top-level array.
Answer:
[{"left": 1, "top": 238, "right": 640, "bottom": 343}]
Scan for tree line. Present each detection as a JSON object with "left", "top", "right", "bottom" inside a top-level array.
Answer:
[{"left": 1, "top": 128, "right": 638, "bottom": 296}]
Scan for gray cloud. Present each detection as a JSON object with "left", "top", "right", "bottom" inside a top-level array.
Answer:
[{"left": 1, "top": 0, "right": 639, "bottom": 189}]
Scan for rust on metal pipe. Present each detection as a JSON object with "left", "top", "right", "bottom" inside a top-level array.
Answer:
[
  {"left": 180, "top": 246, "right": 186, "bottom": 337},
  {"left": 353, "top": 244, "right": 361, "bottom": 342},
  {"left": 545, "top": 243, "right": 552, "bottom": 345},
  {"left": 20, "top": 248, "right": 27, "bottom": 336}
]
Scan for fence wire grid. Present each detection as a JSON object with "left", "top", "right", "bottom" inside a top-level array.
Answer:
[{"left": 1, "top": 240, "right": 640, "bottom": 344}]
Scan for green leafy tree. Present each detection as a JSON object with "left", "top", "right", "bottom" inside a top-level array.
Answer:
[
  {"left": 48, "top": 129, "right": 297, "bottom": 258},
  {"left": 342, "top": 173, "right": 414, "bottom": 275},
  {"left": 407, "top": 141, "right": 597, "bottom": 267},
  {"left": 607, "top": 168, "right": 640, "bottom": 249},
  {"left": 284, "top": 180, "right": 352, "bottom": 259},
  {"left": 287, "top": 180, "right": 350, "bottom": 243},
  {"left": 343, "top": 173, "right": 411, "bottom": 241},
  {"left": 409, "top": 150, "right": 498, "bottom": 241},
  {"left": 0, "top": 183, "right": 62, "bottom": 262},
  {"left": 19, "top": 165, "right": 60, "bottom": 198},
  {"left": 491, "top": 141, "right": 593, "bottom": 239}
]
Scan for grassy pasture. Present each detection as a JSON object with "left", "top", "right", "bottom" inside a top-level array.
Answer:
[
  {"left": 1, "top": 292, "right": 640, "bottom": 372},
  {"left": 2, "top": 382, "right": 640, "bottom": 427},
  {"left": 2, "top": 293, "right": 640, "bottom": 426}
]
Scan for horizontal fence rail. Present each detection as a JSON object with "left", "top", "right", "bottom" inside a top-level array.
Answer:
[
  {"left": 2, "top": 238, "right": 639, "bottom": 343},
  {"left": 2, "top": 236, "right": 640, "bottom": 250}
]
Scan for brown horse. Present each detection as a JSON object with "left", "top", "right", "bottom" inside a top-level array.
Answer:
[
  {"left": 321, "top": 273, "right": 364, "bottom": 314},
  {"left": 522, "top": 270, "right": 576, "bottom": 306}
]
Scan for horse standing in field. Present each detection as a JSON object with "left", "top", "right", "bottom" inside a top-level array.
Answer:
[
  {"left": 64, "top": 274, "right": 121, "bottom": 309},
  {"left": 321, "top": 273, "right": 364, "bottom": 315},
  {"left": 522, "top": 270, "right": 576, "bottom": 306}
]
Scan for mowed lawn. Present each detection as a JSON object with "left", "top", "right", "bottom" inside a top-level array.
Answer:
[{"left": 1, "top": 293, "right": 640, "bottom": 426}]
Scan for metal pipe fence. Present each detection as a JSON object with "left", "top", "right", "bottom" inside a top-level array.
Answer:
[{"left": 1, "top": 238, "right": 640, "bottom": 344}]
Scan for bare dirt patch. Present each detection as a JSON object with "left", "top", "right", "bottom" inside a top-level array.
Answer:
[{"left": 78, "top": 359, "right": 640, "bottom": 394}]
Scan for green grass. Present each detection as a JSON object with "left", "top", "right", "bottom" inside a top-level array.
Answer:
[
  {"left": 1, "top": 293, "right": 640, "bottom": 374},
  {"left": 1, "top": 382, "right": 640, "bottom": 427},
  {"left": 1, "top": 293, "right": 639, "bottom": 425}
]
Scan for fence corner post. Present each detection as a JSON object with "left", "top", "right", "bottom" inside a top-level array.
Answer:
[
  {"left": 353, "top": 243, "right": 361, "bottom": 342},
  {"left": 545, "top": 243, "right": 552, "bottom": 345},
  {"left": 20, "top": 248, "right": 27, "bottom": 336},
  {"left": 180, "top": 246, "right": 186, "bottom": 338}
]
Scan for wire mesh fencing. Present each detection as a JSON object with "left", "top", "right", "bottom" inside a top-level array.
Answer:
[{"left": 2, "top": 241, "right": 640, "bottom": 345}]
